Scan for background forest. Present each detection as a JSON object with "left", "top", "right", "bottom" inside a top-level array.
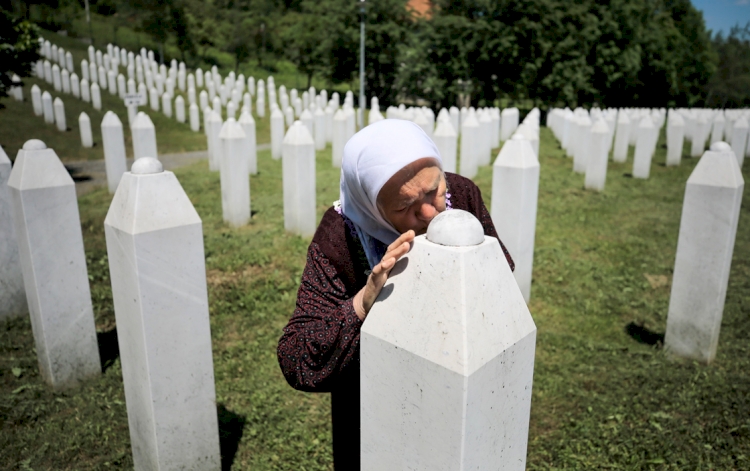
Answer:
[{"left": 1, "top": 0, "right": 749, "bottom": 110}]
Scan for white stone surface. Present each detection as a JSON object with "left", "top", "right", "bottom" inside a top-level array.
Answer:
[
  {"left": 573, "top": 115, "right": 592, "bottom": 174},
  {"left": 0, "top": 145, "right": 27, "bottom": 321},
  {"left": 132, "top": 112, "right": 158, "bottom": 161},
  {"left": 500, "top": 107, "right": 519, "bottom": 141},
  {"left": 665, "top": 150, "right": 744, "bottom": 364},
  {"left": 332, "top": 109, "right": 346, "bottom": 168},
  {"left": 41, "top": 91, "right": 54, "bottom": 124},
  {"left": 31, "top": 85, "right": 42, "bottom": 116},
  {"left": 189, "top": 103, "right": 200, "bottom": 132},
  {"left": 584, "top": 118, "right": 611, "bottom": 191},
  {"left": 91, "top": 83, "right": 102, "bottom": 111},
  {"left": 53, "top": 97, "right": 66, "bottom": 132},
  {"left": 282, "top": 122, "right": 316, "bottom": 236},
  {"left": 478, "top": 110, "right": 493, "bottom": 165},
  {"left": 613, "top": 112, "right": 631, "bottom": 163},
  {"left": 102, "top": 112, "right": 128, "bottom": 193},
  {"left": 271, "top": 108, "right": 285, "bottom": 160},
  {"left": 491, "top": 136, "right": 539, "bottom": 302},
  {"left": 8, "top": 140, "right": 100, "bottom": 389},
  {"left": 161, "top": 92, "right": 172, "bottom": 118},
  {"left": 314, "top": 108, "right": 326, "bottom": 151},
  {"left": 79, "top": 112, "right": 94, "bottom": 148},
  {"left": 207, "top": 111, "right": 223, "bottom": 172},
  {"left": 175, "top": 95, "right": 185, "bottom": 123},
  {"left": 710, "top": 113, "right": 725, "bottom": 145},
  {"left": 238, "top": 110, "right": 257, "bottom": 175},
  {"left": 460, "top": 111, "right": 480, "bottom": 179},
  {"left": 632, "top": 116, "right": 657, "bottom": 179},
  {"left": 730, "top": 117, "right": 748, "bottom": 168},
  {"left": 362, "top": 210, "right": 536, "bottom": 470},
  {"left": 104, "top": 165, "right": 221, "bottom": 470},
  {"left": 434, "top": 119, "right": 457, "bottom": 174},
  {"left": 219, "top": 119, "right": 251, "bottom": 227},
  {"left": 666, "top": 112, "right": 685, "bottom": 166}
]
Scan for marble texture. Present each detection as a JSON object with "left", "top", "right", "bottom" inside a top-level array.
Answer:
[
  {"left": 132, "top": 112, "right": 158, "bottom": 160},
  {"left": 79, "top": 112, "right": 93, "bottom": 148},
  {"left": 0, "top": 145, "right": 27, "bottom": 321},
  {"left": 239, "top": 110, "right": 258, "bottom": 174},
  {"left": 270, "top": 108, "right": 284, "bottom": 160},
  {"left": 730, "top": 117, "right": 748, "bottom": 168},
  {"left": 666, "top": 112, "right": 685, "bottom": 166},
  {"left": 433, "top": 118, "right": 457, "bottom": 174},
  {"left": 613, "top": 111, "right": 631, "bottom": 163},
  {"left": 632, "top": 116, "right": 657, "bottom": 179},
  {"left": 207, "top": 111, "right": 223, "bottom": 172},
  {"left": 104, "top": 164, "right": 221, "bottom": 470},
  {"left": 189, "top": 103, "right": 200, "bottom": 132},
  {"left": 573, "top": 115, "right": 592, "bottom": 174},
  {"left": 314, "top": 108, "right": 326, "bottom": 151},
  {"left": 492, "top": 135, "right": 540, "bottom": 302},
  {"left": 665, "top": 150, "right": 744, "bottom": 364},
  {"left": 584, "top": 118, "right": 611, "bottom": 191},
  {"left": 362, "top": 210, "right": 536, "bottom": 470},
  {"left": 8, "top": 140, "right": 100, "bottom": 389},
  {"left": 219, "top": 118, "right": 250, "bottom": 227},
  {"left": 500, "top": 107, "right": 520, "bottom": 141},
  {"left": 53, "top": 97, "right": 66, "bottom": 132},
  {"left": 101, "top": 111, "right": 128, "bottom": 193},
  {"left": 459, "top": 110, "right": 479, "bottom": 179},
  {"left": 282, "top": 121, "right": 316, "bottom": 237},
  {"left": 332, "top": 109, "right": 346, "bottom": 168}
]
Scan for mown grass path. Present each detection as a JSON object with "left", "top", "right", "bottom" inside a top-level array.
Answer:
[{"left": 1, "top": 127, "right": 748, "bottom": 470}]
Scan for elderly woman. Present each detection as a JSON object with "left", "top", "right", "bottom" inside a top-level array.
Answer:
[{"left": 277, "top": 119, "right": 514, "bottom": 469}]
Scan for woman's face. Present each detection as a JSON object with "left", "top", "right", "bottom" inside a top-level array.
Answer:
[{"left": 377, "top": 158, "right": 447, "bottom": 235}]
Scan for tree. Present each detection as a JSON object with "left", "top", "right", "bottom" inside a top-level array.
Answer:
[
  {"left": 705, "top": 23, "right": 750, "bottom": 108},
  {"left": 0, "top": 8, "right": 40, "bottom": 107}
]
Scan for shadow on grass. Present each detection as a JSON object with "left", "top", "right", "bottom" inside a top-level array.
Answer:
[
  {"left": 218, "top": 404, "right": 247, "bottom": 471},
  {"left": 97, "top": 328, "right": 120, "bottom": 372},
  {"left": 625, "top": 322, "right": 665, "bottom": 347},
  {"left": 64, "top": 164, "right": 93, "bottom": 182}
]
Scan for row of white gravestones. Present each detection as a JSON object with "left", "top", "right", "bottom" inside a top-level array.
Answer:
[
  {"left": 665, "top": 143, "right": 744, "bottom": 364},
  {"left": 7, "top": 140, "right": 102, "bottom": 390},
  {"left": 104, "top": 156, "right": 222, "bottom": 469},
  {"left": 362, "top": 209, "right": 536, "bottom": 469}
]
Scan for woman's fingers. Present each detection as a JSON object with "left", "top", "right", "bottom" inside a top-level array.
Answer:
[{"left": 362, "top": 231, "right": 416, "bottom": 315}]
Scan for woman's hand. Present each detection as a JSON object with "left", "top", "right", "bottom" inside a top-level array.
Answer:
[{"left": 353, "top": 230, "right": 415, "bottom": 320}]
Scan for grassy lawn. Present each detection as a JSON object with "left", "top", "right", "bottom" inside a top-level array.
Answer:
[{"left": 1, "top": 125, "right": 748, "bottom": 470}]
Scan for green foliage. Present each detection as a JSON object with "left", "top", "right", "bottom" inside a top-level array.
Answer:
[
  {"left": 0, "top": 8, "right": 40, "bottom": 107},
  {"left": 706, "top": 23, "right": 750, "bottom": 108}
]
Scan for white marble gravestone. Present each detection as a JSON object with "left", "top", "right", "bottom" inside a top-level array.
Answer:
[
  {"left": 460, "top": 111, "right": 480, "bottom": 179},
  {"left": 91, "top": 83, "right": 102, "bottom": 111},
  {"left": 664, "top": 149, "right": 744, "bottom": 364},
  {"left": 500, "top": 107, "right": 520, "bottom": 141},
  {"left": 104, "top": 157, "right": 221, "bottom": 470},
  {"left": 666, "top": 112, "right": 685, "bottom": 166},
  {"left": 189, "top": 103, "right": 200, "bottom": 132},
  {"left": 730, "top": 117, "right": 748, "bottom": 168},
  {"left": 632, "top": 116, "right": 657, "bottom": 179},
  {"left": 282, "top": 122, "right": 316, "bottom": 237},
  {"left": 238, "top": 110, "right": 257, "bottom": 175},
  {"left": 710, "top": 113, "right": 725, "bottom": 145},
  {"left": 314, "top": 108, "right": 326, "bottom": 150},
  {"left": 219, "top": 119, "right": 250, "bottom": 227},
  {"left": 361, "top": 209, "right": 536, "bottom": 470},
  {"left": 53, "top": 97, "right": 66, "bottom": 132},
  {"left": 332, "top": 109, "right": 346, "bottom": 168},
  {"left": 41, "top": 91, "right": 54, "bottom": 124},
  {"left": 8, "top": 140, "right": 101, "bottom": 389},
  {"left": 207, "top": 111, "right": 223, "bottom": 172},
  {"left": 132, "top": 112, "right": 158, "bottom": 161},
  {"left": 79, "top": 112, "right": 94, "bottom": 148},
  {"left": 271, "top": 107, "right": 285, "bottom": 160},
  {"left": 175, "top": 95, "right": 185, "bottom": 123},
  {"left": 433, "top": 118, "right": 457, "bottom": 174},
  {"left": 102, "top": 112, "right": 128, "bottom": 193},
  {"left": 573, "top": 115, "right": 592, "bottom": 174},
  {"left": 31, "top": 85, "right": 42, "bottom": 116},
  {"left": 613, "top": 111, "right": 631, "bottom": 163},
  {"left": 0, "top": 145, "right": 27, "bottom": 321},
  {"left": 584, "top": 118, "right": 611, "bottom": 191},
  {"left": 491, "top": 136, "right": 540, "bottom": 302}
]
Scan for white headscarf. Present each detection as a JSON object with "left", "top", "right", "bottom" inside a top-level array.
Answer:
[{"left": 339, "top": 119, "right": 442, "bottom": 268}]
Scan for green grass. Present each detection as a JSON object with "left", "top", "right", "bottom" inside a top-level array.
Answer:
[{"left": 1, "top": 127, "right": 749, "bottom": 470}]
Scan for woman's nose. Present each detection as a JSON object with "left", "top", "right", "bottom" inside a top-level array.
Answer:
[{"left": 417, "top": 202, "right": 438, "bottom": 221}]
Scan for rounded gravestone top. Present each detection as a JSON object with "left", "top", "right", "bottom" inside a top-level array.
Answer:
[
  {"left": 511, "top": 133, "right": 525, "bottom": 140},
  {"left": 426, "top": 209, "right": 485, "bottom": 247},
  {"left": 710, "top": 141, "right": 732, "bottom": 152},
  {"left": 131, "top": 157, "right": 163, "bottom": 175},
  {"left": 23, "top": 139, "right": 47, "bottom": 150}
]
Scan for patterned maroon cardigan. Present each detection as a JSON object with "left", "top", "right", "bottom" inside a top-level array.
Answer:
[{"left": 277, "top": 172, "right": 514, "bottom": 469}]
